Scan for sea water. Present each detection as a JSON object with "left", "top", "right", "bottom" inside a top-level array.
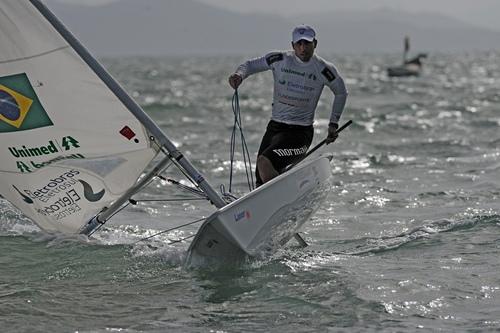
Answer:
[{"left": 1, "top": 52, "right": 500, "bottom": 332}]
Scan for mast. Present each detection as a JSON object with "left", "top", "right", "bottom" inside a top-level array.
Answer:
[
  {"left": 29, "top": 0, "right": 226, "bottom": 213},
  {"left": 403, "top": 35, "right": 410, "bottom": 64}
]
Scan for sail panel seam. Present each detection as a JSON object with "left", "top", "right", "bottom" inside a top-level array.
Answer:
[{"left": 0, "top": 45, "right": 70, "bottom": 64}]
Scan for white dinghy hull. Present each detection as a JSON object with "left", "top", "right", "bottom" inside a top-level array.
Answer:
[{"left": 187, "top": 154, "right": 333, "bottom": 264}]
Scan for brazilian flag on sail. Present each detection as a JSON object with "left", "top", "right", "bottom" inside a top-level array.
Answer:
[{"left": 0, "top": 73, "right": 53, "bottom": 132}]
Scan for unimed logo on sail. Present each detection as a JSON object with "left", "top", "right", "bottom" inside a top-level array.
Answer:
[{"left": 0, "top": 73, "right": 53, "bottom": 132}]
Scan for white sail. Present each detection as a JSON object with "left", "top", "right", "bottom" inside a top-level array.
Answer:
[{"left": 0, "top": 1, "right": 157, "bottom": 234}]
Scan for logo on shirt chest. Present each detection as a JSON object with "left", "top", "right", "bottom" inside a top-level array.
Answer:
[
  {"left": 286, "top": 81, "right": 315, "bottom": 93},
  {"left": 277, "top": 78, "right": 317, "bottom": 95},
  {"left": 280, "top": 67, "right": 305, "bottom": 77}
]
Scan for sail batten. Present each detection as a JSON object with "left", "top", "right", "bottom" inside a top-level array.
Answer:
[{"left": 0, "top": 46, "right": 70, "bottom": 65}]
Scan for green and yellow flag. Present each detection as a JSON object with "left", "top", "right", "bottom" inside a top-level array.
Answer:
[{"left": 0, "top": 73, "right": 53, "bottom": 132}]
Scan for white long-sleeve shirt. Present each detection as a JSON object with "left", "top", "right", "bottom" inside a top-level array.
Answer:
[{"left": 235, "top": 50, "right": 348, "bottom": 126}]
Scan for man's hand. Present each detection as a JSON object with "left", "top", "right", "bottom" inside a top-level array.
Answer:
[
  {"left": 326, "top": 123, "right": 339, "bottom": 144},
  {"left": 228, "top": 73, "right": 243, "bottom": 90}
]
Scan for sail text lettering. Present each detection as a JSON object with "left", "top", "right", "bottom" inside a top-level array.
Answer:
[{"left": 35, "top": 189, "right": 82, "bottom": 220}]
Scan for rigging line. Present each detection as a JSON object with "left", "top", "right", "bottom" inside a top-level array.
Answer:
[
  {"left": 158, "top": 176, "right": 207, "bottom": 198},
  {"left": 240, "top": 100, "right": 255, "bottom": 189},
  {"left": 123, "top": 156, "right": 176, "bottom": 206},
  {"left": 229, "top": 90, "right": 255, "bottom": 192},
  {"left": 154, "top": 153, "right": 174, "bottom": 174},
  {"left": 166, "top": 234, "right": 195, "bottom": 245},
  {"left": 138, "top": 168, "right": 166, "bottom": 194},
  {"left": 229, "top": 90, "right": 243, "bottom": 191},
  {"left": 130, "top": 198, "right": 207, "bottom": 203},
  {"left": 133, "top": 140, "right": 175, "bottom": 189},
  {"left": 229, "top": 93, "right": 238, "bottom": 192},
  {"left": 234, "top": 91, "right": 255, "bottom": 191},
  {"left": 151, "top": 140, "right": 205, "bottom": 195},
  {"left": 133, "top": 217, "right": 206, "bottom": 244},
  {"left": 158, "top": 145, "right": 202, "bottom": 191},
  {"left": 151, "top": 141, "right": 196, "bottom": 188},
  {"left": 219, "top": 184, "right": 238, "bottom": 202}
]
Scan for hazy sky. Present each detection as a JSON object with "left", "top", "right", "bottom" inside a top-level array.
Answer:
[{"left": 54, "top": 0, "right": 500, "bottom": 31}]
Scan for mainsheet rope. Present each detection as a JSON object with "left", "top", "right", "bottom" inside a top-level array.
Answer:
[{"left": 228, "top": 90, "right": 255, "bottom": 193}]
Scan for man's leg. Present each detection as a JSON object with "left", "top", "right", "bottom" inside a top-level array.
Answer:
[
  {"left": 255, "top": 123, "right": 276, "bottom": 187},
  {"left": 257, "top": 155, "right": 279, "bottom": 184},
  {"left": 255, "top": 121, "right": 313, "bottom": 187}
]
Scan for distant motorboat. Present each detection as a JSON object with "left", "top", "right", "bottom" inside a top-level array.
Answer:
[
  {"left": 387, "top": 53, "right": 427, "bottom": 77},
  {"left": 387, "top": 35, "right": 427, "bottom": 77},
  {"left": 387, "top": 64, "right": 420, "bottom": 77}
]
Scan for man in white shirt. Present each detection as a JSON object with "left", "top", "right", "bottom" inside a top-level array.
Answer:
[{"left": 228, "top": 25, "right": 348, "bottom": 186}]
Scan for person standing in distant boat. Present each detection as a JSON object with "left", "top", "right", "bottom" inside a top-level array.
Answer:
[{"left": 228, "top": 24, "right": 348, "bottom": 186}]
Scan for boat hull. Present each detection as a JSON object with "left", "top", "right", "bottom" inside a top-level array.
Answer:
[
  {"left": 186, "top": 154, "right": 333, "bottom": 265},
  {"left": 387, "top": 65, "right": 420, "bottom": 77}
]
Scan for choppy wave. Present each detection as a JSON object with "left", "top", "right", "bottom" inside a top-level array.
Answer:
[
  {"left": 2, "top": 52, "right": 500, "bottom": 332},
  {"left": 329, "top": 212, "right": 499, "bottom": 255}
]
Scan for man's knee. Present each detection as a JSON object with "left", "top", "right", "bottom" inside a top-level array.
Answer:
[
  {"left": 257, "top": 155, "right": 278, "bottom": 183},
  {"left": 257, "top": 155, "right": 270, "bottom": 167}
]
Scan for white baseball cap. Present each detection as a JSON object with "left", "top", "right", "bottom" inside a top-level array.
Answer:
[{"left": 292, "top": 25, "right": 316, "bottom": 43}]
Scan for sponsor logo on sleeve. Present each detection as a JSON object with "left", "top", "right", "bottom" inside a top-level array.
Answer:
[
  {"left": 0, "top": 73, "right": 53, "bottom": 132},
  {"left": 266, "top": 53, "right": 284, "bottom": 66},
  {"left": 321, "top": 67, "right": 336, "bottom": 82}
]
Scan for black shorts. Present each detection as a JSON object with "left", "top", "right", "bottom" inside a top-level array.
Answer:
[{"left": 256, "top": 120, "right": 313, "bottom": 184}]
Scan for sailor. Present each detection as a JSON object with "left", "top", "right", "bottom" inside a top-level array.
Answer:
[{"left": 228, "top": 24, "right": 348, "bottom": 186}]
